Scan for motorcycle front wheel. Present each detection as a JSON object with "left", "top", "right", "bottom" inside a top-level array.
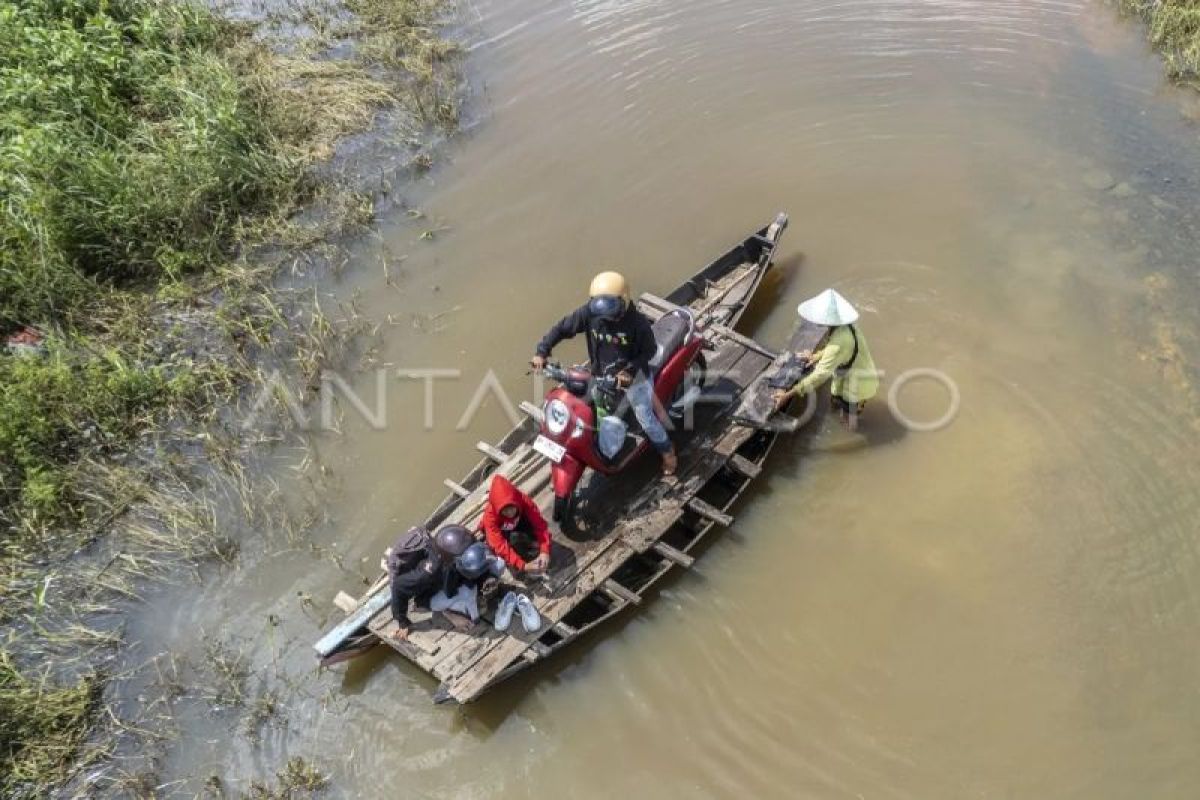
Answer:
[
  {"left": 549, "top": 491, "right": 578, "bottom": 534},
  {"left": 552, "top": 492, "right": 575, "bottom": 525}
]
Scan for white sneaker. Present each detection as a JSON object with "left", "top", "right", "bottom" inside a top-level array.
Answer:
[
  {"left": 516, "top": 594, "right": 541, "bottom": 633},
  {"left": 494, "top": 592, "right": 518, "bottom": 632}
]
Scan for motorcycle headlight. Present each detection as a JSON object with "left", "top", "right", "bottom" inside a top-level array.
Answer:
[{"left": 545, "top": 398, "right": 570, "bottom": 435}]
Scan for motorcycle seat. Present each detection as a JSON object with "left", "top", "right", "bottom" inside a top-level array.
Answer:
[{"left": 648, "top": 310, "right": 690, "bottom": 371}]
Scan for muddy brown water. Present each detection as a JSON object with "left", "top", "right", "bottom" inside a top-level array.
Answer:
[{"left": 126, "top": 0, "right": 1200, "bottom": 796}]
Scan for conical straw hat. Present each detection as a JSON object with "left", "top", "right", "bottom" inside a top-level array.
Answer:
[{"left": 797, "top": 288, "right": 859, "bottom": 326}]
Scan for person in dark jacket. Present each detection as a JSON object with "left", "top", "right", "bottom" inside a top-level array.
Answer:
[
  {"left": 429, "top": 542, "right": 506, "bottom": 624},
  {"left": 481, "top": 474, "right": 552, "bottom": 574},
  {"left": 389, "top": 525, "right": 472, "bottom": 640},
  {"left": 530, "top": 271, "right": 677, "bottom": 474}
]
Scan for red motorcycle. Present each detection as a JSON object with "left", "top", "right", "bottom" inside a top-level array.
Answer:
[{"left": 534, "top": 308, "right": 706, "bottom": 524}]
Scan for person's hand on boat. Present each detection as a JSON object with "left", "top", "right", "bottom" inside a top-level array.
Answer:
[
  {"left": 527, "top": 552, "right": 550, "bottom": 573},
  {"left": 392, "top": 626, "right": 410, "bottom": 641},
  {"left": 797, "top": 349, "right": 814, "bottom": 366},
  {"left": 529, "top": 354, "right": 546, "bottom": 372},
  {"left": 772, "top": 389, "right": 792, "bottom": 412}
]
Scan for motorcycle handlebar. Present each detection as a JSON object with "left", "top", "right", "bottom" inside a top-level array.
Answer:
[
  {"left": 536, "top": 361, "right": 619, "bottom": 389},
  {"left": 540, "top": 361, "right": 567, "bottom": 381}
]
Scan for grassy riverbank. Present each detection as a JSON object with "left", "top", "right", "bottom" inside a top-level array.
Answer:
[
  {"left": 1, "top": 0, "right": 457, "bottom": 794},
  {"left": 1121, "top": 0, "right": 1200, "bottom": 83}
]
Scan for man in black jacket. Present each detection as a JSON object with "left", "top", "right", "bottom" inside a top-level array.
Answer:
[
  {"left": 530, "top": 271, "right": 677, "bottom": 474},
  {"left": 389, "top": 525, "right": 472, "bottom": 640}
]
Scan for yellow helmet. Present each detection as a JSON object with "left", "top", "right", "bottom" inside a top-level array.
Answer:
[{"left": 589, "top": 271, "right": 630, "bottom": 301}]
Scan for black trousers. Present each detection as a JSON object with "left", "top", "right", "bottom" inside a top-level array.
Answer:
[{"left": 503, "top": 519, "right": 541, "bottom": 562}]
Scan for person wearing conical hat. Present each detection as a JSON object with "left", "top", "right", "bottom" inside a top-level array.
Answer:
[{"left": 772, "top": 289, "right": 879, "bottom": 430}]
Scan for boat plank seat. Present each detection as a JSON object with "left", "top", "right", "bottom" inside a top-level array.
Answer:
[
  {"left": 652, "top": 541, "right": 694, "bottom": 568},
  {"left": 638, "top": 292, "right": 685, "bottom": 316}
]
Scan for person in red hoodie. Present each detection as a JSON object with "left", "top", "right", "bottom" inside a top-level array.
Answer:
[{"left": 481, "top": 475, "right": 552, "bottom": 575}]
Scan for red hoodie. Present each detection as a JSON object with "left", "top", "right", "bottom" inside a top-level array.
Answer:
[{"left": 481, "top": 475, "right": 551, "bottom": 570}]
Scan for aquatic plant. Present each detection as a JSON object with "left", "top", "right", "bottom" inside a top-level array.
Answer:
[
  {"left": 346, "top": 0, "right": 463, "bottom": 127},
  {"left": 243, "top": 756, "right": 328, "bottom": 798},
  {"left": 1121, "top": 0, "right": 1200, "bottom": 83},
  {"left": 0, "top": 653, "right": 100, "bottom": 799}
]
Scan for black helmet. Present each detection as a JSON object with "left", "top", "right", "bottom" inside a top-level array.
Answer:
[
  {"left": 455, "top": 543, "right": 490, "bottom": 579},
  {"left": 433, "top": 525, "right": 472, "bottom": 558},
  {"left": 587, "top": 294, "right": 624, "bottom": 321}
]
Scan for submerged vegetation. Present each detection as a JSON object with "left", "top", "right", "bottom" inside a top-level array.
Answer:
[
  {"left": 0, "top": 653, "right": 99, "bottom": 798},
  {"left": 1121, "top": 0, "right": 1200, "bottom": 84},
  {"left": 0, "top": 0, "right": 459, "bottom": 794},
  {"left": 243, "top": 757, "right": 328, "bottom": 799}
]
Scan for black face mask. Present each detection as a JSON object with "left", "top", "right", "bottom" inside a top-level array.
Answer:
[{"left": 587, "top": 294, "right": 624, "bottom": 321}]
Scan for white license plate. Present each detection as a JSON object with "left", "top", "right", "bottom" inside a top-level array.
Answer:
[{"left": 533, "top": 435, "right": 566, "bottom": 463}]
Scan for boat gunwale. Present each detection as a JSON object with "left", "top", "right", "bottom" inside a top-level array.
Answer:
[{"left": 315, "top": 217, "right": 790, "bottom": 675}]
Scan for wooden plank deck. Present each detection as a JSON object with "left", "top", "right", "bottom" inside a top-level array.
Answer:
[
  {"left": 325, "top": 315, "right": 830, "bottom": 703},
  {"left": 429, "top": 329, "right": 788, "bottom": 701},
  {"left": 314, "top": 221, "right": 820, "bottom": 702}
]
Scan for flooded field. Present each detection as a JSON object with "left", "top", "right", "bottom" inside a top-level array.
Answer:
[{"left": 128, "top": 0, "right": 1200, "bottom": 796}]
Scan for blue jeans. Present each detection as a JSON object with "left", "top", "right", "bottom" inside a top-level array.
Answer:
[{"left": 625, "top": 377, "right": 672, "bottom": 454}]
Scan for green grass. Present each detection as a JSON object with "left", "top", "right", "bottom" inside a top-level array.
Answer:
[
  {"left": 1121, "top": 0, "right": 1200, "bottom": 82},
  {"left": 0, "top": 0, "right": 303, "bottom": 537},
  {"left": 0, "top": 0, "right": 440, "bottom": 538},
  {"left": 0, "top": 0, "right": 300, "bottom": 323},
  {"left": 0, "top": 338, "right": 198, "bottom": 535},
  {"left": 0, "top": 0, "right": 458, "bottom": 794}
]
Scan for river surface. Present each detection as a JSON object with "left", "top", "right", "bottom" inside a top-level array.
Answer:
[{"left": 130, "top": 0, "right": 1200, "bottom": 797}]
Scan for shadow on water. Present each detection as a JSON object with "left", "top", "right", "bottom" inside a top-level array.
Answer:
[
  {"left": 456, "top": 573, "right": 697, "bottom": 733},
  {"left": 457, "top": 414, "right": 910, "bottom": 734},
  {"left": 339, "top": 297, "right": 908, "bottom": 739},
  {"left": 339, "top": 646, "right": 398, "bottom": 695},
  {"left": 740, "top": 252, "right": 802, "bottom": 333},
  {"left": 454, "top": 262, "right": 934, "bottom": 732},
  {"left": 435, "top": 438, "right": 897, "bottom": 734}
]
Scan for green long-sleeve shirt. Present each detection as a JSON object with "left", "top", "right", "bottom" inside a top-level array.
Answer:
[{"left": 785, "top": 324, "right": 879, "bottom": 402}]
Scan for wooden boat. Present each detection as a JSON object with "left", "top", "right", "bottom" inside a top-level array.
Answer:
[{"left": 313, "top": 213, "right": 820, "bottom": 703}]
